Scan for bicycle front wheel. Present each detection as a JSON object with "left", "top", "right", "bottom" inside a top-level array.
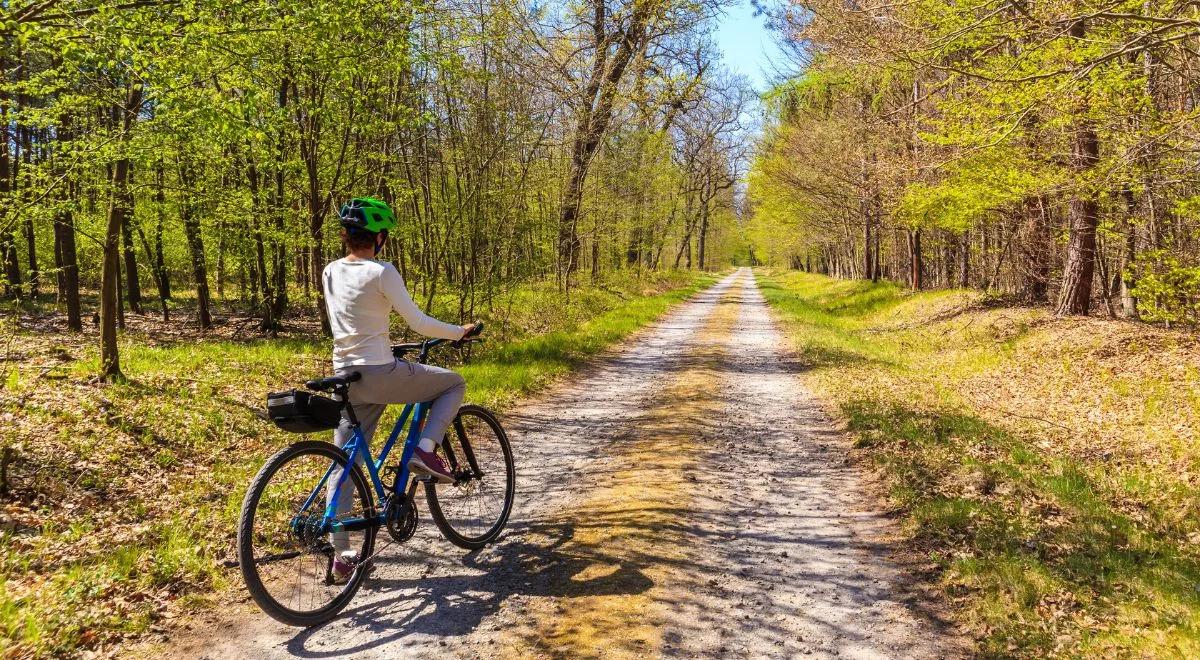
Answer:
[
  {"left": 426, "top": 404, "right": 515, "bottom": 549},
  {"left": 237, "top": 440, "right": 376, "bottom": 626}
]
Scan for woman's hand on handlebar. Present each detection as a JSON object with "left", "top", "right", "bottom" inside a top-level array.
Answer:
[{"left": 460, "top": 321, "right": 484, "bottom": 340}]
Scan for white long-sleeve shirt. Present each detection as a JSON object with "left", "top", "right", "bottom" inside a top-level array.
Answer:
[{"left": 322, "top": 257, "right": 465, "bottom": 369}]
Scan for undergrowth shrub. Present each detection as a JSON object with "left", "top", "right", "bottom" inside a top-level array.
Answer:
[{"left": 1130, "top": 251, "right": 1200, "bottom": 326}]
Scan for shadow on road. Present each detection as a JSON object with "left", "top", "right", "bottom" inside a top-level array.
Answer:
[{"left": 283, "top": 519, "right": 655, "bottom": 657}]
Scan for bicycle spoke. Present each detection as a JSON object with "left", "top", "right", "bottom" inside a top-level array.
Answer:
[
  {"left": 253, "top": 550, "right": 303, "bottom": 565},
  {"left": 240, "top": 443, "right": 376, "bottom": 624},
  {"left": 428, "top": 407, "right": 514, "bottom": 547}
]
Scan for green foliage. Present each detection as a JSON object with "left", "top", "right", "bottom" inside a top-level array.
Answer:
[
  {"left": 1130, "top": 251, "right": 1200, "bottom": 326},
  {"left": 0, "top": 0, "right": 742, "bottom": 337},
  {"left": 895, "top": 150, "right": 1056, "bottom": 232},
  {"left": 748, "top": 0, "right": 1200, "bottom": 298}
]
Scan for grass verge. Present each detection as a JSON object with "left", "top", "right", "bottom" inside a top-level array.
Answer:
[
  {"left": 0, "top": 269, "right": 718, "bottom": 657},
  {"left": 757, "top": 269, "right": 1200, "bottom": 657}
]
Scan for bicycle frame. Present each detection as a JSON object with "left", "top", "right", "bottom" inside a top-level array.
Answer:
[
  {"left": 289, "top": 333, "right": 484, "bottom": 539},
  {"left": 297, "top": 400, "right": 431, "bottom": 535}
]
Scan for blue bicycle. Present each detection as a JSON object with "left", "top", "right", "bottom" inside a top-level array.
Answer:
[{"left": 237, "top": 330, "right": 514, "bottom": 626}]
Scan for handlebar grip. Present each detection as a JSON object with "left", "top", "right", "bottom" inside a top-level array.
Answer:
[{"left": 464, "top": 321, "right": 484, "bottom": 338}]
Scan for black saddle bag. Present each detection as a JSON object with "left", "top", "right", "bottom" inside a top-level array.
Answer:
[{"left": 266, "top": 389, "right": 345, "bottom": 433}]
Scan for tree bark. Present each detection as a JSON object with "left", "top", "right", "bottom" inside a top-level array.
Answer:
[
  {"left": 121, "top": 192, "right": 142, "bottom": 313},
  {"left": 1120, "top": 215, "right": 1139, "bottom": 319},
  {"left": 1055, "top": 41, "right": 1101, "bottom": 317},
  {"left": 246, "top": 161, "right": 277, "bottom": 332},
  {"left": 268, "top": 72, "right": 290, "bottom": 327},
  {"left": 1019, "top": 195, "right": 1050, "bottom": 302},
  {"left": 19, "top": 101, "right": 36, "bottom": 297},
  {"left": 100, "top": 83, "right": 144, "bottom": 380},
  {"left": 959, "top": 230, "right": 970, "bottom": 289},
  {"left": 53, "top": 206, "right": 83, "bottom": 331},
  {"left": 863, "top": 212, "right": 873, "bottom": 281},
  {"left": 0, "top": 51, "right": 14, "bottom": 300},
  {"left": 148, "top": 161, "right": 171, "bottom": 320},
  {"left": 908, "top": 228, "right": 923, "bottom": 290},
  {"left": 557, "top": 0, "right": 655, "bottom": 289},
  {"left": 179, "top": 159, "right": 212, "bottom": 329},
  {"left": 698, "top": 177, "right": 711, "bottom": 271},
  {"left": 52, "top": 112, "right": 82, "bottom": 330}
]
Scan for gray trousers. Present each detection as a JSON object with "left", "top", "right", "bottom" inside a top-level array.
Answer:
[{"left": 328, "top": 359, "right": 466, "bottom": 551}]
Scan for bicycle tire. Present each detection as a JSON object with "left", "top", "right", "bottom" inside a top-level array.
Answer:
[
  {"left": 425, "top": 405, "right": 515, "bottom": 550},
  {"left": 237, "top": 440, "right": 376, "bottom": 627}
]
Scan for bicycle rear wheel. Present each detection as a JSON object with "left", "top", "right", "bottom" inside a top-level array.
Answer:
[
  {"left": 426, "top": 404, "right": 515, "bottom": 549},
  {"left": 237, "top": 440, "right": 376, "bottom": 626}
]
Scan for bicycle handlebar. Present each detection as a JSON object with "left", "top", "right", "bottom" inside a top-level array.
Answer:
[{"left": 392, "top": 321, "right": 485, "bottom": 360}]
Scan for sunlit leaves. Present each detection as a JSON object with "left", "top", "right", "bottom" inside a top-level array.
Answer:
[{"left": 896, "top": 150, "right": 1058, "bottom": 231}]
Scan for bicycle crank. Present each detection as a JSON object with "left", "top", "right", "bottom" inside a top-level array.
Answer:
[
  {"left": 386, "top": 495, "right": 418, "bottom": 542},
  {"left": 384, "top": 477, "right": 422, "bottom": 543}
]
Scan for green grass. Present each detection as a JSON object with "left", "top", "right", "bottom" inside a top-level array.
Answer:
[
  {"left": 758, "top": 269, "right": 1200, "bottom": 657},
  {"left": 462, "top": 283, "right": 715, "bottom": 406},
  {"left": 0, "top": 269, "right": 718, "bottom": 657}
]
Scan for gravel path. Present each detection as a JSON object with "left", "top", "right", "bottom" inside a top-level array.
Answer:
[{"left": 169, "top": 268, "right": 964, "bottom": 659}]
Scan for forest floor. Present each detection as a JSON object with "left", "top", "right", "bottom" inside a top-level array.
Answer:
[
  {"left": 759, "top": 270, "right": 1200, "bottom": 656},
  {"left": 0, "top": 269, "right": 712, "bottom": 658},
  {"left": 161, "top": 268, "right": 964, "bottom": 659}
]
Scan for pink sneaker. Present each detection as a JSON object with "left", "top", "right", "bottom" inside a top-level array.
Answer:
[
  {"left": 410, "top": 447, "right": 455, "bottom": 484},
  {"left": 330, "top": 553, "right": 357, "bottom": 585}
]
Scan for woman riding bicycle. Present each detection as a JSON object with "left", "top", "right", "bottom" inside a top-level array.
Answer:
[{"left": 324, "top": 197, "right": 478, "bottom": 576}]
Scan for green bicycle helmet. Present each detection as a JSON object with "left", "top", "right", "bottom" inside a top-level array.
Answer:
[{"left": 338, "top": 197, "right": 396, "bottom": 233}]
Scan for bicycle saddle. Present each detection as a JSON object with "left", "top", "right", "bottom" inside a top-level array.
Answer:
[{"left": 305, "top": 372, "right": 362, "bottom": 392}]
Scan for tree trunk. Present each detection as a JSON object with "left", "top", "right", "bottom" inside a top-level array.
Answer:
[
  {"left": 1120, "top": 219, "right": 1139, "bottom": 319},
  {"left": 215, "top": 221, "right": 226, "bottom": 299},
  {"left": 100, "top": 83, "right": 144, "bottom": 381},
  {"left": 0, "top": 50, "right": 14, "bottom": 300},
  {"left": 959, "top": 231, "right": 970, "bottom": 289},
  {"left": 558, "top": 162, "right": 585, "bottom": 287},
  {"left": 23, "top": 217, "right": 36, "bottom": 298},
  {"left": 908, "top": 228, "right": 923, "bottom": 290},
  {"left": 590, "top": 212, "right": 601, "bottom": 282},
  {"left": 247, "top": 166, "right": 277, "bottom": 332},
  {"left": 19, "top": 121, "right": 36, "bottom": 298},
  {"left": 310, "top": 241, "right": 329, "bottom": 333},
  {"left": 557, "top": 0, "right": 654, "bottom": 289},
  {"left": 0, "top": 231, "right": 20, "bottom": 299},
  {"left": 268, "top": 73, "right": 290, "bottom": 327},
  {"left": 150, "top": 162, "right": 171, "bottom": 320},
  {"left": 1019, "top": 195, "right": 1050, "bottom": 302},
  {"left": 698, "top": 179, "right": 711, "bottom": 271},
  {"left": 121, "top": 197, "right": 142, "bottom": 314},
  {"left": 1055, "top": 58, "right": 1100, "bottom": 316},
  {"left": 53, "top": 206, "right": 83, "bottom": 331},
  {"left": 179, "top": 159, "right": 212, "bottom": 329},
  {"left": 52, "top": 113, "right": 82, "bottom": 330},
  {"left": 863, "top": 213, "right": 873, "bottom": 280}
]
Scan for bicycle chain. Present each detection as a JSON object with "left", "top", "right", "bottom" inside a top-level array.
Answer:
[{"left": 341, "top": 496, "right": 417, "bottom": 571}]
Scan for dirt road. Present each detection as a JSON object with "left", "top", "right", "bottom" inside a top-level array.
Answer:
[{"left": 172, "top": 269, "right": 963, "bottom": 658}]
